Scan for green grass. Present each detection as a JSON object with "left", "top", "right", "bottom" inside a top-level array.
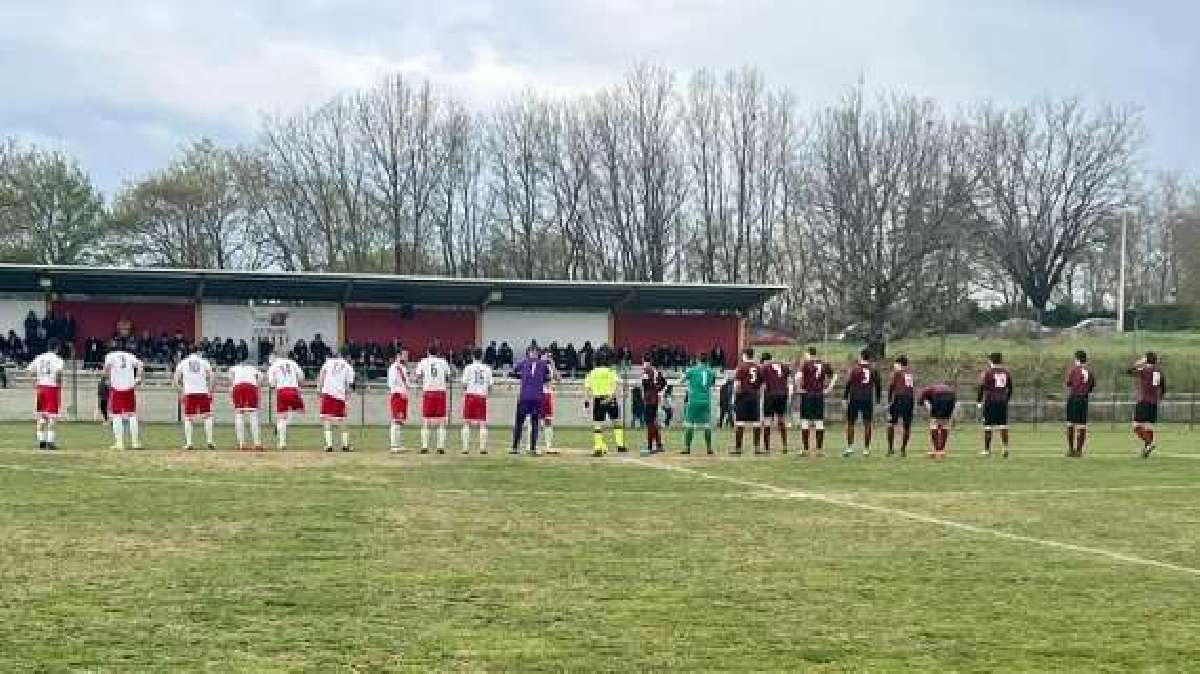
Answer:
[{"left": 3, "top": 421, "right": 1200, "bottom": 670}]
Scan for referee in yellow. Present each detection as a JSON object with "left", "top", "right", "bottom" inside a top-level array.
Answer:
[{"left": 584, "top": 353, "right": 626, "bottom": 456}]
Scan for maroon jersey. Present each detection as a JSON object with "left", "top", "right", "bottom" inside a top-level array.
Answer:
[
  {"left": 734, "top": 360, "right": 762, "bottom": 395},
  {"left": 641, "top": 365, "right": 662, "bottom": 405},
  {"left": 978, "top": 366, "right": 1013, "bottom": 404},
  {"left": 761, "top": 361, "right": 790, "bottom": 396},
  {"left": 1130, "top": 364, "right": 1165, "bottom": 404},
  {"left": 889, "top": 367, "right": 915, "bottom": 400},
  {"left": 920, "top": 383, "right": 956, "bottom": 404},
  {"left": 844, "top": 363, "right": 881, "bottom": 401},
  {"left": 797, "top": 359, "right": 830, "bottom": 395},
  {"left": 1065, "top": 364, "right": 1096, "bottom": 397}
]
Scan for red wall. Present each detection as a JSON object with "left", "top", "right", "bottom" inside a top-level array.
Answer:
[
  {"left": 52, "top": 301, "right": 196, "bottom": 350},
  {"left": 613, "top": 312, "right": 741, "bottom": 367},
  {"left": 344, "top": 307, "right": 476, "bottom": 354}
]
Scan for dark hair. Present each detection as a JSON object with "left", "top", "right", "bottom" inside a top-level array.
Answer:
[
  {"left": 339, "top": 345, "right": 351, "bottom": 357},
  {"left": 743, "top": 347, "right": 755, "bottom": 358},
  {"left": 896, "top": 355, "right": 908, "bottom": 366},
  {"left": 1074, "top": 349, "right": 1088, "bottom": 363},
  {"left": 989, "top": 352, "right": 1003, "bottom": 365},
  {"left": 473, "top": 348, "right": 483, "bottom": 360},
  {"left": 1146, "top": 351, "right": 1158, "bottom": 365},
  {"left": 698, "top": 354, "right": 709, "bottom": 365},
  {"left": 807, "top": 346, "right": 817, "bottom": 356},
  {"left": 427, "top": 345, "right": 438, "bottom": 356},
  {"left": 860, "top": 348, "right": 871, "bottom": 360},
  {"left": 760, "top": 352, "right": 772, "bottom": 363}
]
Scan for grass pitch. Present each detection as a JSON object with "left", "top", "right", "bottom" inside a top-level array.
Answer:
[{"left": 2, "top": 421, "right": 1200, "bottom": 671}]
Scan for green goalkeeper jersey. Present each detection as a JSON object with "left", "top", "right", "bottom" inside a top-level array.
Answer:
[{"left": 684, "top": 365, "right": 717, "bottom": 405}]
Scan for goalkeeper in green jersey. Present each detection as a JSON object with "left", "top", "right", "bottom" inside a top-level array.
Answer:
[
  {"left": 682, "top": 354, "right": 719, "bottom": 454},
  {"left": 583, "top": 354, "right": 626, "bottom": 456}
]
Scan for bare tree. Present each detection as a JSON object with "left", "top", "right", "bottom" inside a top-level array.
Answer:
[{"left": 971, "top": 99, "right": 1140, "bottom": 317}]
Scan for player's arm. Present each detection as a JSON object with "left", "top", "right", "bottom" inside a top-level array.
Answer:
[
  {"left": 1160, "top": 373, "right": 1167, "bottom": 399},
  {"left": 133, "top": 359, "right": 143, "bottom": 388},
  {"left": 824, "top": 372, "right": 837, "bottom": 394},
  {"left": 842, "top": 371, "right": 851, "bottom": 400}
]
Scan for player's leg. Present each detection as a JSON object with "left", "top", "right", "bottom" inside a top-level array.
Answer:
[
  {"left": 479, "top": 423, "right": 489, "bottom": 453},
  {"left": 610, "top": 403, "right": 626, "bottom": 452},
  {"left": 182, "top": 412, "right": 195, "bottom": 450},
  {"left": 461, "top": 420, "right": 472, "bottom": 454},
  {"left": 981, "top": 402, "right": 993, "bottom": 456},
  {"left": 843, "top": 404, "right": 858, "bottom": 456},
  {"left": 510, "top": 401, "right": 527, "bottom": 454},
  {"left": 528, "top": 407, "right": 541, "bottom": 455},
  {"left": 886, "top": 402, "right": 897, "bottom": 455},
  {"left": 234, "top": 411, "right": 246, "bottom": 449},
  {"left": 433, "top": 418, "right": 446, "bottom": 454},
  {"left": 340, "top": 417, "right": 351, "bottom": 451},
  {"left": 128, "top": 413, "right": 141, "bottom": 449},
  {"left": 389, "top": 419, "right": 403, "bottom": 452},
  {"left": 277, "top": 410, "right": 290, "bottom": 450},
  {"left": 111, "top": 415, "right": 125, "bottom": 449},
  {"left": 900, "top": 407, "right": 912, "bottom": 456},
  {"left": 44, "top": 416, "right": 57, "bottom": 449},
  {"left": 1074, "top": 398, "right": 1088, "bottom": 456},
  {"left": 543, "top": 420, "right": 555, "bottom": 454},
  {"left": 862, "top": 406, "right": 874, "bottom": 455},
  {"left": 35, "top": 414, "right": 46, "bottom": 448}
]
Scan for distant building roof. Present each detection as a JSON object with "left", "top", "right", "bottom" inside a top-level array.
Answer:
[{"left": 0, "top": 264, "right": 785, "bottom": 313}]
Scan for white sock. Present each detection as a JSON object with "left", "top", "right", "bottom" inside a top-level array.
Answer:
[
  {"left": 129, "top": 417, "right": 140, "bottom": 447},
  {"left": 544, "top": 426, "right": 554, "bottom": 450},
  {"left": 203, "top": 417, "right": 214, "bottom": 445},
  {"left": 111, "top": 417, "right": 124, "bottom": 446},
  {"left": 479, "top": 426, "right": 488, "bottom": 451},
  {"left": 36, "top": 421, "right": 45, "bottom": 443},
  {"left": 390, "top": 422, "right": 402, "bottom": 449},
  {"left": 421, "top": 424, "right": 430, "bottom": 450},
  {"left": 183, "top": 418, "right": 194, "bottom": 447},
  {"left": 323, "top": 423, "right": 333, "bottom": 448},
  {"left": 436, "top": 425, "right": 446, "bottom": 450},
  {"left": 249, "top": 412, "right": 261, "bottom": 446},
  {"left": 461, "top": 425, "right": 471, "bottom": 450},
  {"left": 46, "top": 422, "right": 55, "bottom": 444},
  {"left": 234, "top": 413, "right": 246, "bottom": 447},
  {"left": 277, "top": 415, "right": 289, "bottom": 447},
  {"left": 341, "top": 429, "right": 350, "bottom": 449}
]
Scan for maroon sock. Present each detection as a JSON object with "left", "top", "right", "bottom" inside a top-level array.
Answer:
[
  {"left": 887, "top": 426, "right": 895, "bottom": 451},
  {"left": 984, "top": 429, "right": 993, "bottom": 451},
  {"left": 930, "top": 428, "right": 939, "bottom": 450},
  {"left": 735, "top": 426, "right": 744, "bottom": 450},
  {"left": 901, "top": 427, "right": 911, "bottom": 451},
  {"left": 1000, "top": 429, "right": 1009, "bottom": 446},
  {"left": 816, "top": 429, "right": 825, "bottom": 449},
  {"left": 778, "top": 423, "right": 788, "bottom": 450},
  {"left": 752, "top": 427, "right": 762, "bottom": 451},
  {"left": 1067, "top": 427, "right": 1075, "bottom": 452},
  {"left": 1076, "top": 428, "right": 1087, "bottom": 453},
  {"left": 801, "top": 428, "right": 811, "bottom": 451},
  {"left": 763, "top": 426, "right": 772, "bottom": 452},
  {"left": 863, "top": 424, "right": 873, "bottom": 449},
  {"left": 847, "top": 424, "right": 855, "bottom": 446}
]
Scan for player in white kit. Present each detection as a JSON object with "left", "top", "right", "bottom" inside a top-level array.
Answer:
[
  {"left": 460, "top": 349, "right": 493, "bottom": 454},
  {"left": 266, "top": 354, "right": 305, "bottom": 450},
  {"left": 229, "top": 358, "right": 263, "bottom": 451},
  {"left": 386, "top": 350, "right": 411, "bottom": 453},
  {"left": 27, "top": 342, "right": 65, "bottom": 450},
  {"left": 414, "top": 346, "right": 452, "bottom": 454},
  {"left": 173, "top": 347, "right": 215, "bottom": 450},
  {"left": 103, "top": 349, "right": 144, "bottom": 450},
  {"left": 318, "top": 347, "right": 356, "bottom": 452}
]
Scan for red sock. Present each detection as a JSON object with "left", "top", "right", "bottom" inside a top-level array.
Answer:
[
  {"left": 863, "top": 424, "right": 873, "bottom": 449},
  {"left": 778, "top": 423, "right": 788, "bottom": 450},
  {"left": 1076, "top": 428, "right": 1087, "bottom": 453},
  {"left": 1146, "top": 428, "right": 1154, "bottom": 445},
  {"left": 801, "top": 428, "right": 811, "bottom": 450},
  {"left": 938, "top": 427, "right": 949, "bottom": 452},
  {"left": 1133, "top": 426, "right": 1146, "bottom": 443},
  {"left": 930, "top": 428, "right": 939, "bottom": 450}
]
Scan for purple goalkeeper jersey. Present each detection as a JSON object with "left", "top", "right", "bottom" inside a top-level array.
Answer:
[{"left": 515, "top": 358, "right": 551, "bottom": 401}]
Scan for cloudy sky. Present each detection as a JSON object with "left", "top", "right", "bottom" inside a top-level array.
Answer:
[{"left": 2, "top": 0, "right": 1195, "bottom": 193}]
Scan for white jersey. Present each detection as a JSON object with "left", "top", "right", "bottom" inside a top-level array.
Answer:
[
  {"left": 267, "top": 357, "right": 303, "bottom": 390},
  {"left": 415, "top": 356, "right": 451, "bottom": 392},
  {"left": 174, "top": 354, "right": 214, "bottom": 395},
  {"left": 461, "top": 361, "right": 493, "bottom": 397},
  {"left": 387, "top": 361, "right": 410, "bottom": 395},
  {"left": 104, "top": 351, "right": 143, "bottom": 392},
  {"left": 229, "top": 364, "right": 261, "bottom": 387},
  {"left": 27, "top": 352, "right": 64, "bottom": 387},
  {"left": 319, "top": 357, "right": 355, "bottom": 401}
]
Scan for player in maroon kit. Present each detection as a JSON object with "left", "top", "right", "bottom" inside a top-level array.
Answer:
[
  {"left": 977, "top": 352, "right": 1014, "bottom": 458},
  {"left": 732, "top": 348, "right": 763, "bottom": 455},
  {"left": 759, "top": 352, "right": 791, "bottom": 454},
  {"left": 886, "top": 355, "right": 916, "bottom": 457},
  {"left": 920, "top": 382, "right": 957, "bottom": 458},
  {"left": 1064, "top": 349, "right": 1096, "bottom": 457},
  {"left": 1127, "top": 351, "right": 1166, "bottom": 458},
  {"left": 641, "top": 356, "right": 667, "bottom": 454},
  {"left": 794, "top": 347, "right": 836, "bottom": 456},
  {"left": 842, "top": 349, "right": 882, "bottom": 457}
]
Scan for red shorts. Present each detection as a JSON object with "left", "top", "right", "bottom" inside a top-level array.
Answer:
[
  {"left": 389, "top": 393, "right": 409, "bottom": 422},
  {"left": 462, "top": 393, "right": 488, "bottom": 423},
  {"left": 540, "top": 393, "right": 555, "bottom": 422},
  {"left": 182, "top": 393, "right": 212, "bottom": 417},
  {"left": 275, "top": 387, "right": 304, "bottom": 413},
  {"left": 231, "top": 383, "right": 260, "bottom": 411},
  {"left": 35, "top": 385, "right": 61, "bottom": 417},
  {"left": 319, "top": 394, "right": 347, "bottom": 420},
  {"left": 109, "top": 389, "right": 137, "bottom": 416},
  {"left": 422, "top": 390, "right": 447, "bottom": 420}
]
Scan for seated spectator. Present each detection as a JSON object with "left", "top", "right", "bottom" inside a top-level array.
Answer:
[
  {"left": 580, "top": 341, "right": 594, "bottom": 371},
  {"left": 221, "top": 338, "right": 237, "bottom": 366},
  {"left": 24, "top": 310, "right": 39, "bottom": 344},
  {"left": 485, "top": 341, "right": 498, "bottom": 367},
  {"left": 310, "top": 334, "right": 329, "bottom": 366},
  {"left": 292, "top": 339, "right": 310, "bottom": 367},
  {"left": 236, "top": 339, "right": 250, "bottom": 364},
  {"left": 498, "top": 342, "right": 514, "bottom": 367},
  {"left": 257, "top": 339, "right": 274, "bottom": 365},
  {"left": 565, "top": 342, "right": 579, "bottom": 374}
]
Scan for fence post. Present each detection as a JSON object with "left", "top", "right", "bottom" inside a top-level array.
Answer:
[
  {"left": 71, "top": 359, "right": 79, "bottom": 422},
  {"left": 1110, "top": 368, "right": 1119, "bottom": 431},
  {"left": 1190, "top": 371, "right": 1195, "bottom": 431}
]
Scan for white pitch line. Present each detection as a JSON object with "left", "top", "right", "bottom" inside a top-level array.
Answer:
[{"left": 627, "top": 458, "right": 1200, "bottom": 578}]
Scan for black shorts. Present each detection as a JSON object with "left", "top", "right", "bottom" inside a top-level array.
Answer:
[
  {"left": 928, "top": 394, "right": 956, "bottom": 421},
  {"left": 982, "top": 400, "right": 1009, "bottom": 427},
  {"left": 644, "top": 403, "right": 659, "bottom": 426},
  {"left": 799, "top": 394, "right": 825, "bottom": 421},
  {"left": 1134, "top": 401, "right": 1159, "bottom": 424},
  {"left": 592, "top": 397, "right": 620, "bottom": 423},
  {"left": 763, "top": 394, "right": 788, "bottom": 418},
  {"left": 1066, "top": 395, "right": 1089, "bottom": 425},
  {"left": 888, "top": 396, "right": 915, "bottom": 427},
  {"left": 734, "top": 392, "right": 760, "bottom": 423},
  {"left": 847, "top": 398, "right": 874, "bottom": 424}
]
